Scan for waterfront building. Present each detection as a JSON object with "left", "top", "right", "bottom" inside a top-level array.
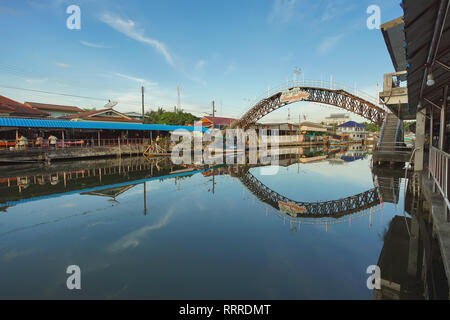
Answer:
[
  {"left": 0, "top": 117, "right": 206, "bottom": 162},
  {"left": 336, "top": 121, "right": 368, "bottom": 142},
  {"left": 0, "top": 95, "right": 49, "bottom": 118},
  {"left": 379, "top": 0, "right": 450, "bottom": 295},
  {"left": 24, "top": 102, "right": 84, "bottom": 118},
  {"left": 195, "top": 116, "right": 237, "bottom": 129},
  {"left": 255, "top": 122, "right": 299, "bottom": 135},
  {"left": 124, "top": 112, "right": 144, "bottom": 121},
  {"left": 323, "top": 113, "right": 350, "bottom": 126},
  {"left": 298, "top": 121, "right": 327, "bottom": 143},
  {"left": 61, "top": 108, "right": 141, "bottom": 123}
]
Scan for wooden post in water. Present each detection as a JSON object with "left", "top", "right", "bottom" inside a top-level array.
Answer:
[
  {"left": 98, "top": 131, "right": 101, "bottom": 147},
  {"left": 143, "top": 182, "right": 147, "bottom": 215}
]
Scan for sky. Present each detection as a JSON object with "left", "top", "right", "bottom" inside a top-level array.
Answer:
[{"left": 0, "top": 0, "right": 403, "bottom": 123}]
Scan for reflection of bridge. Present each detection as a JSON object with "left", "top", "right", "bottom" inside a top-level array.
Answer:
[
  {"left": 238, "top": 169, "right": 380, "bottom": 219},
  {"left": 231, "top": 80, "right": 386, "bottom": 129}
]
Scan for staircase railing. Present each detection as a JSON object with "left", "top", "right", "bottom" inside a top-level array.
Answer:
[
  {"left": 376, "top": 113, "right": 388, "bottom": 150},
  {"left": 393, "top": 118, "right": 404, "bottom": 151}
]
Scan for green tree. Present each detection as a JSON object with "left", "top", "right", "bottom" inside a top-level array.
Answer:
[
  {"left": 361, "top": 122, "right": 380, "bottom": 133},
  {"left": 404, "top": 121, "right": 415, "bottom": 132},
  {"left": 144, "top": 108, "right": 199, "bottom": 125}
]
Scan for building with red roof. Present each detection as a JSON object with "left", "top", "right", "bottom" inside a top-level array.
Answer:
[
  {"left": 0, "top": 95, "right": 49, "bottom": 118},
  {"left": 60, "top": 108, "right": 142, "bottom": 123},
  {"left": 25, "top": 102, "right": 84, "bottom": 118},
  {"left": 195, "top": 116, "right": 237, "bottom": 129}
]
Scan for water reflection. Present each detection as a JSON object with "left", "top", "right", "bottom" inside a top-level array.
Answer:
[{"left": 0, "top": 145, "right": 446, "bottom": 299}]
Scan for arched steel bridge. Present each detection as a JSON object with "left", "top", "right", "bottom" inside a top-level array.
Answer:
[
  {"left": 231, "top": 80, "right": 386, "bottom": 129},
  {"left": 238, "top": 169, "right": 381, "bottom": 219}
]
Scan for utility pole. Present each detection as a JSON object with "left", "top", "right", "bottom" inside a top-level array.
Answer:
[
  {"left": 141, "top": 86, "right": 145, "bottom": 124},
  {"left": 177, "top": 85, "right": 181, "bottom": 112},
  {"left": 212, "top": 100, "right": 216, "bottom": 129},
  {"left": 376, "top": 82, "right": 379, "bottom": 105}
]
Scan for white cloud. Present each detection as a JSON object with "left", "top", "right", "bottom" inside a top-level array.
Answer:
[
  {"left": 80, "top": 41, "right": 110, "bottom": 49},
  {"left": 195, "top": 59, "right": 206, "bottom": 70},
  {"left": 111, "top": 87, "right": 207, "bottom": 115},
  {"left": 99, "top": 12, "right": 174, "bottom": 66},
  {"left": 320, "top": 1, "right": 355, "bottom": 23},
  {"left": 189, "top": 75, "right": 207, "bottom": 86},
  {"left": 318, "top": 34, "right": 345, "bottom": 55},
  {"left": 280, "top": 53, "right": 294, "bottom": 62},
  {"left": 25, "top": 78, "right": 48, "bottom": 84},
  {"left": 109, "top": 207, "right": 175, "bottom": 253},
  {"left": 268, "top": 0, "right": 298, "bottom": 24},
  {"left": 224, "top": 64, "right": 236, "bottom": 75},
  {"left": 114, "top": 72, "right": 158, "bottom": 86},
  {"left": 54, "top": 62, "right": 71, "bottom": 68}
]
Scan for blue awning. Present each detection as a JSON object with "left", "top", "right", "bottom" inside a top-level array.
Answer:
[
  {"left": 0, "top": 117, "right": 207, "bottom": 132},
  {"left": 0, "top": 169, "right": 206, "bottom": 207}
]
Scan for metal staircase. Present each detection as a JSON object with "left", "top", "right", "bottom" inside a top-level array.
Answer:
[
  {"left": 377, "top": 113, "right": 404, "bottom": 152},
  {"left": 373, "top": 113, "right": 412, "bottom": 166}
]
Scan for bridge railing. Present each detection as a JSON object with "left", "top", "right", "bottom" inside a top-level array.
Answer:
[
  {"left": 0, "top": 138, "right": 150, "bottom": 150},
  {"left": 428, "top": 146, "right": 450, "bottom": 222},
  {"left": 243, "top": 79, "right": 387, "bottom": 118},
  {"left": 375, "top": 142, "right": 413, "bottom": 153},
  {"left": 376, "top": 112, "right": 388, "bottom": 149}
]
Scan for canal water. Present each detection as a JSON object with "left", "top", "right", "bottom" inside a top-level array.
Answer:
[{"left": 0, "top": 147, "right": 438, "bottom": 299}]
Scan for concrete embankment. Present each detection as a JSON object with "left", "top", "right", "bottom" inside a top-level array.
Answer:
[{"left": 0, "top": 145, "right": 147, "bottom": 164}]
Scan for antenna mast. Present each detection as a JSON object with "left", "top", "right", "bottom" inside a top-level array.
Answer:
[{"left": 177, "top": 85, "right": 181, "bottom": 112}]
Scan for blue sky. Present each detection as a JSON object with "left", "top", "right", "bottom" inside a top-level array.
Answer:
[{"left": 0, "top": 0, "right": 402, "bottom": 122}]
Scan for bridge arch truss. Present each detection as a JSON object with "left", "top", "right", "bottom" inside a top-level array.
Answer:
[
  {"left": 232, "top": 80, "right": 386, "bottom": 129},
  {"left": 239, "top": 170, "right": 381, "bottom": 219}
]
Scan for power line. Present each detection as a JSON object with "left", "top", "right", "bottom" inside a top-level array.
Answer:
[
  {"left": 0, "top": 84, "right": 107, "bottom": 102},
  {"left": 0, "top": 84, "right": 207, "bottom": 115},
  {"left": 0, "top": 64, "right": 209, "bottom": 114}
]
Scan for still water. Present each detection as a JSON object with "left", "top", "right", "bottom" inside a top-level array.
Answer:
[{"left": 0, "top": 147, "right": 424, "bottom": 299}]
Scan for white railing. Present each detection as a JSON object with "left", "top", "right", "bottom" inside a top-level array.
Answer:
[
  {"left": 428, "top": 146, "right": 450, "bottom": 222},
  {"left": 240, "top": 79, "right": 389, "bottom": 120},
  {"left": 0, "top": 138, "right": 150, "bottom": 150},
  {"left": 278, "top": 135, "right": 302, "bottom": 143}
]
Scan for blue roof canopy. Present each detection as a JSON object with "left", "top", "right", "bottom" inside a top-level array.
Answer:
[
  {"left": 337, "top": 121, "right": 365, "bottom": 128},
  {"left": 0, "top": 117, "right": 207, "bottom": 132}
]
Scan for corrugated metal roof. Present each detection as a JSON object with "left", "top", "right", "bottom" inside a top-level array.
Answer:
[
  {"left": 0, "top": 95, "right": 50, "bottom": 117},
  {"left": 337, "top": 121, "right": 365, "bottom": 128},
  {"left": 0, "top": 117, "right": 207, "bottom": 132},
  {"left": 381, "top": 17, "right": 407, "bottom": 77},
  {"left": 403, "top": 0, "right": 450, "bottom": 118}
]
